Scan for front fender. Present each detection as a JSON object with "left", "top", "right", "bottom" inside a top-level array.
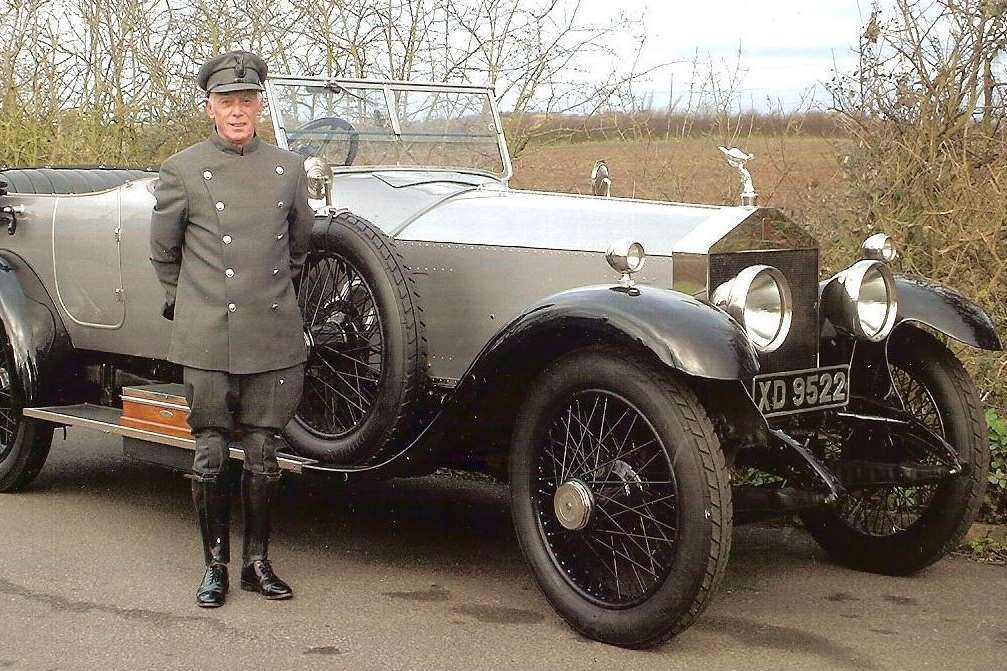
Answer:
[
  {"left": 469, "top": 284, "right": 759, "bottom": 381},
  {"left": 0, "top": 252, "right": 71, "bottom": 405},
  {"left": 894, "top": 274, "right": 1002, "bottom": 351}
]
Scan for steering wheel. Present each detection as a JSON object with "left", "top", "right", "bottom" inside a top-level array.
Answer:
[{"left": 288, "top": 116, "right": 360, "bottom": 166}]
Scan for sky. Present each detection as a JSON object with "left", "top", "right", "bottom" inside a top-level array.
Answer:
[{"left": 581, "top": 0, "right": 868, "bottom": 110}]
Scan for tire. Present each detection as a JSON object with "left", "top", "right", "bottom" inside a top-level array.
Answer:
[
  {"left": 801, "top": 327, "right": 989, "bottom": 575},
  {"left": 0, "top": 327, "right": 53, "bottom": 492},
  {"left": 510, "top": 347, "right": 732, "bottom": 649},
  {"left": 286, "top": 211, "right": 426, "bottom": 464}
]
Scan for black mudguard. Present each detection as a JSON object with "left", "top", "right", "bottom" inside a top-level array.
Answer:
[
  {"left": 0, "top": 251, "right": 72, "bottom": 405},
  {"left": 466, "top": 284, "right": 760, "bottom": 382},
  {"left": 893, "top": 274, "right": 1001, "bottom": 351}
]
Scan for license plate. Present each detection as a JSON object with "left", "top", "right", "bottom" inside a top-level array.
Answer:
[{"left": 752, "top": 365, "right": 850, "bottom": 417}]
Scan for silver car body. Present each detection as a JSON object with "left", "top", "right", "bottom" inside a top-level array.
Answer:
[{"left": 0, "top": 76, "right": 817, "bottom": 387}]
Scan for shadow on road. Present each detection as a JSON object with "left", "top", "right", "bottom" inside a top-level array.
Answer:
[{"left": 15, "top": 434, "right": 1001, "bottom": 671}]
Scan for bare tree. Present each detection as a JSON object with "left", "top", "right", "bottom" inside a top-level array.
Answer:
[{"left": 829, "top": 0, "right": 1007, "bottom": 402}]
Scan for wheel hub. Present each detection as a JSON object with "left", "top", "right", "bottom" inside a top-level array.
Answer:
[
  {"left": 609, "top": 460, "right": 643, "bottom": 498},
  {"left": 553, "top": 479, "right": 594, "bottom": 530}
]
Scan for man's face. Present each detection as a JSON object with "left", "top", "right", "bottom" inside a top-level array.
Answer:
[{"left": 206, "top": 91, "right": 263, "bottom": 145}]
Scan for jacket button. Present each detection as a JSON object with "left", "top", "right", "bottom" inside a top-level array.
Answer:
[
  {"left": 225, "top": 268, "right": 234, "bottom": 278},
  {"left": 270, "top": 303, "right": 279, "bottom": 310},
  {"left": 275, "top": 166, "right": 284, "bottom": 174},
  {"left": 276, "top": 201, "right": 284, "bottom": 208},
  {"left": 272, "top": 267, "right": 279, "bottom": 275},
  {"left": 227, "top": 303, "right": 236, "bottom": 312},
  {"left": 222, "top": 235, "right": 232, "bottom": 244},
  {"left": 203, "top": 171, "right": 212, "bottom": 180},
  {"left": 215, "top": 201, "right": 225, "bottom": 211},
  {"left": 276, "top": 232, "right": 284, "bottom": 240}
]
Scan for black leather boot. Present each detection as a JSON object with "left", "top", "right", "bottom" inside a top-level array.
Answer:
[
  {"left": 240, "top": 470, "right": 292, "bottom": 600},
  {"left": 192, "top": 475, "right": 230, "bottom": 607}
]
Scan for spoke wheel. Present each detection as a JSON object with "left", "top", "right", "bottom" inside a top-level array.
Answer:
[
  {"left": 535, "top": 390, "right": 679, "bottom": 608},
  {"left": 511, "top": 347, "right": 731, "bottom": 648},
  {"left": 835, "top": 366, "right": 943, "bottom": 536},
  {"left": 297, "top": 254, "right": 384, "bottom": 439},
  {"left": 801, "top": 327, "right": 989, "bottom": 575},
  {"left": 284, "top": 211, "right": 426, "bottom": 465},
  {"left": 0, "top": 360, "right": 19, "bottom": 460}
]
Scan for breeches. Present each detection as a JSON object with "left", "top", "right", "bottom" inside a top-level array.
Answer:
[{"left": 183, "top": 363, "right": 305, "bottom": 478}]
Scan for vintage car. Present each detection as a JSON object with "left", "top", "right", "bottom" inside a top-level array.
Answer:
[{"left": 0, "top": 76, "right": 1001, "bottom": 649}]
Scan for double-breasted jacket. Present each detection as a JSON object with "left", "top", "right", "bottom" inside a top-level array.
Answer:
[{"left": 150, "top": 132, "right": 315, "bottom": 374}]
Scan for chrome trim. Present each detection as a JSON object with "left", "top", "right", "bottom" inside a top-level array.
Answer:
[
  {"left": 554, "top": 479, "right": 594, "bottom": 531},
  {"left": 719, "top": 146, "right": 758, "bottom": 207},
  {"left": 382, "top": 86, "right": 401, "bottom": 135},
  {"left": 119, "top": 395, "right": 190, "bottom": 412},
  {"left": 333, "top": 165, "right": 505, "bottom": 182},
  {"left": 605, "top": 239, "right": 645, "bottom": 272},
  {"left": 860, "top": 233, "right": 897, "bottom": 262},
  {"left": 265, "top": 79, "right": 288, "bottom": 150},
  {"left": 827, "top": 259, "right": 898, "bottom": 341},
  {"left": 591, "top": 160, "right": 611, "bottom": 197},
  {"left": 270, "top": 74, "right": 493, "bottom": 92},
  {"left": 23, "top": 404, "right": 307, "bottom": 472},
  {"left": 25, "top": 404, "right": 196, "bottom": 447},
  {"left": 303, "top": 157, "right": 332, "bottom": 205},
  {"left": 712, "top": 264, "right": 793, "bottom": 353}
]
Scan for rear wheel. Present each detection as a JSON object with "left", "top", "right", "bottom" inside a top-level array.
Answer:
[
  {"left": 801, "top": 327, "right": 989, "bottom": 574},
  {"left": 0, "top": 328, "right": 53, "bottom": 492},
  {"left": 510, "top": 347, "right": 732, "bottom": 648}
]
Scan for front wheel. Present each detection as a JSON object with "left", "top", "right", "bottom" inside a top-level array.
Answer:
[
  {"left": 801, "top": 327, "right": 990, "bottom": 575},
  {"left": 510, "top": 347, "right": 732, "bottom": 648}
]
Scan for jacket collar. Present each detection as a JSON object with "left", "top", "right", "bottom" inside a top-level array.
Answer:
[{"left": 210, "top": 128, "right": 261, "bottom": 156}]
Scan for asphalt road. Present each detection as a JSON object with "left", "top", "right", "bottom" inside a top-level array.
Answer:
[{"left": 0, "top": 429, "right": 1004, "bottom": 671}]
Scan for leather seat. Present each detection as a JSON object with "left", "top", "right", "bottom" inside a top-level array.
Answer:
[{"left": 0, "top": 168, "right": 155, "bottom": 195}]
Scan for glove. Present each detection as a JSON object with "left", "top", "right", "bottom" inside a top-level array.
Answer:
[{"left": 161, "top": 301, "right": 175, "bottom": 320}]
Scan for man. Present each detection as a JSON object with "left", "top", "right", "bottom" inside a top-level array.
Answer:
[{"left": 149, "top": 50, "right": 315, "bottom": 608}]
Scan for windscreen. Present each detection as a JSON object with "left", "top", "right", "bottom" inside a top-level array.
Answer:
[{"left": 269, "top": 81, "right": 505, "bottom": 177}]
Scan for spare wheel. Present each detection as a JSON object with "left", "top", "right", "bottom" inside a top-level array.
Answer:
[{"left": 285, "top": 210, "right": 426, "bottom": 464}]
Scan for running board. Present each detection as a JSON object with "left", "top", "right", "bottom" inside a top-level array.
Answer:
[{"left": 23, "top": 403, "right": 315, "bottom": 474}]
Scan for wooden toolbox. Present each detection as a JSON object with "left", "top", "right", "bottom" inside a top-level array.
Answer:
[{"left": 120, "top": 383, "right": 193, "bottom": 438}]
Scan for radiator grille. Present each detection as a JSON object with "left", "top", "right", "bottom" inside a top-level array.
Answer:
[{"left": 709, "top": 249, "right": 819, "bottom": 373}]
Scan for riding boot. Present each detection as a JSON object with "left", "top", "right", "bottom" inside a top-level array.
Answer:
[
  {"left": 239, "top": 469, "right": 293, "bottom": 599},
  {"left": 191, "top": 475, "right": 230, "bottom": 607}
]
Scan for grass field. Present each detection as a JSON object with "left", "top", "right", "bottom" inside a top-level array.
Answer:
[{"left": 509, "top": 136, "right": 846, "bottom": 218}]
